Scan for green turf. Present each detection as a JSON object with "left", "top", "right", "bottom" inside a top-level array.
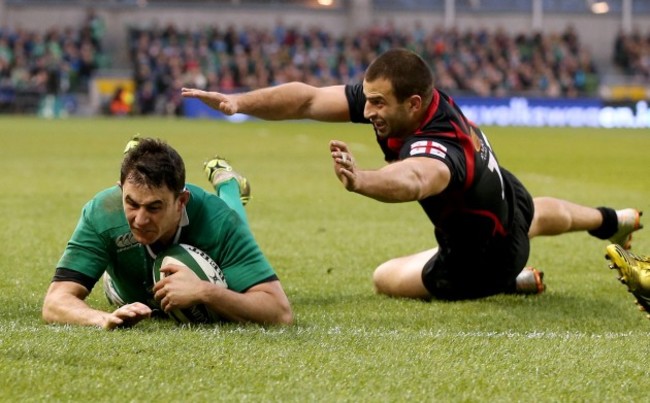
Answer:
[{"left": 1, "top": 116, "right": 650, "bottom": 401}]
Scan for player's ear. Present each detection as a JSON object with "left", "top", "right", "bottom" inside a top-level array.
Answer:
[
  {"left": 407, "top": 95, "right": 422, "bottom": 113},
  {"left": 177, "top": 188, "right": 190, "bottom": 207}
]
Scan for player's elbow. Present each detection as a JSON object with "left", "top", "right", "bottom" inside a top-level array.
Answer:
[
  {"left": 260, "top": 282, "right": 293, "bottom": 325},
  {"left": 41, "top": 297, "right": 58, "bottom": 324},
  {"left": 273, "top": 302, "right": 294, "bottom": 325}
]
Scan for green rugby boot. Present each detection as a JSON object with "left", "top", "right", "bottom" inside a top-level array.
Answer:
[
  {"left": 123, "top": 135, "right": 140, "bottom": 154},
  {"left": 204, "top": 156, "right": 251, "bottom": 206}
]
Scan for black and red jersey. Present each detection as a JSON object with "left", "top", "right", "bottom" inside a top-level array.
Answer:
[{"left": 345, "top": 83, "right": 517, "bottom": 251}]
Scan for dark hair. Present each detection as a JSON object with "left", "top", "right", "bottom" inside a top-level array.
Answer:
[
  {"left": 365, "top": 48, "right": 434, "bottom": 104},
  {"left": 120, "top": 137, "right": 185, "bottom": 196}
]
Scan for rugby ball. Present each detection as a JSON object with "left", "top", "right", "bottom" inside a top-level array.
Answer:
[{"left": 152, "top": 243, "right": 227, "bottom": 324}]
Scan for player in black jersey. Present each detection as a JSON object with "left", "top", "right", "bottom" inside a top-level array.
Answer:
[{"left": 182, "top": 48, "right": 643, "bottom": 301}]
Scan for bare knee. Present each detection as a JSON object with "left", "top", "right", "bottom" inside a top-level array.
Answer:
[
  {"left": 530, "top": 197, "right": 571, "bottom": 237},
  {"left": 372, "top": 261, "right": 394, "bottom": 296},
  {"left": 372, "top": 258, "right": 431, "bottom": 299}
]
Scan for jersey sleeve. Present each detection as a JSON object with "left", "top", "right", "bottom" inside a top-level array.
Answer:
[
  {"left": 215, "top": 209, "right": 276, "bottom": 292},
  {"left": 399, "top": 136, "right": 466, "bottom": 187},
  {"left": 56, "top": 200, "right": 112, "bottom": 282},
  {"left": 187, "top": 190, "right": 277, "bottom": 293},
  {"left": 344, "top": 83, "right": 370, "bottom": 123}
]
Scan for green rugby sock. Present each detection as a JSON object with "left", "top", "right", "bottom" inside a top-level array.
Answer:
[{"left": 216, "top": 179, "right": 249, "bottom": 227}]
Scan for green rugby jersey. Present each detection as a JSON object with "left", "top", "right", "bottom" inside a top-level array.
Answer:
[{"left": 56, "top": 183, "right": 276, "bottom": 307}]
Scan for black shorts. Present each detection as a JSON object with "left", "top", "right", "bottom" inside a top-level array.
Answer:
[{"left": 421, "top": 168, "right": 534, "bottom": 300}]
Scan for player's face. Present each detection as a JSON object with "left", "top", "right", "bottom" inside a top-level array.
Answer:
[
  {"left": 362, "top": 77, "right": 417, "bottom": 139},
  {"left": 121, "top": 179, "right": 188, "bottom": 246}
]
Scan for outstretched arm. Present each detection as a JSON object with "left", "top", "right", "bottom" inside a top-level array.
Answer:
[
  {"left": 330, "top": 140, "right": 451, "bottom": 202},
  {"left": 182, "top": 83, "right": 350, "bottom": 122},
  {"left": 42, "top": 281, "right": 152, "bottom": 330}
]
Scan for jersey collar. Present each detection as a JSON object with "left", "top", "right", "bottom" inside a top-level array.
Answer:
[
  {"left": 414, "top": 88, "right": 440, "bottom": 135},
  {"left": 145, "top": 206, "right": 190, "bottom": 259}
]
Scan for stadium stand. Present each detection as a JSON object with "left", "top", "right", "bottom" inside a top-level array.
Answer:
[
  {"left": 126, "top": 22, "right": 601, "bottom": 116},
  {"left": 0, "top": 8, "right": 106, "bottom": 114},
  {"left": 371, "top": 0, "right": 650, "bottom": 14},
  {"left": 0, "top": 0, "right": 649, "bottom": 115}
]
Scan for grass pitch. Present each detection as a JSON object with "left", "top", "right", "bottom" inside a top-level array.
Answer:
[{"left": 1, "top": 116, "right": 650, "bottom": 401}]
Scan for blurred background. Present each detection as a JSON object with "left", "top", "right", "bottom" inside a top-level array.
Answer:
[{"left": 0, "top": 0, "right": 648, "bottom": 127}]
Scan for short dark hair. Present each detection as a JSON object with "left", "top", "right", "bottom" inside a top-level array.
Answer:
[
  {"left": 365, "top": 48, "right": 434, "bottom": 104},
  {"left": 120, "top": 138, "right": 185, "bottom": 196}
]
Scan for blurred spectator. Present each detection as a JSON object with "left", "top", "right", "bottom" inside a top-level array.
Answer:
[
  {"left": 85, "top": 8, "right": 106, "bottom": 52},
  {"left": 614, "top": 28, "right": 650, "bottom": 80},
  {"left": 109, "top": 86, "right": 134, "bottom": 116},
  {"left": 135, "top": 80, "right": 157, "bottom": 115}
]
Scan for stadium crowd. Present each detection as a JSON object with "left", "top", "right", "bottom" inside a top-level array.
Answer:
[
  {"left": 128, "top": 22, "right": 601, "bottom": 115},
  {"left": 0, "top": 9, "right": 105, "bottom": 112},
  {"left": 0, "top": 13, "right": 648, "bottom": 116}
]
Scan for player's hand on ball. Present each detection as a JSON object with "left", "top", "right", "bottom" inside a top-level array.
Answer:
[
  {"left": 152, "top": 244, "right": 227, "bottom": 323},
  {"left": 153, "top": 264, "right": 204, "bottom": 312},
  {"left": 104, "top": 302, "right": 152, "bottom": 330}
]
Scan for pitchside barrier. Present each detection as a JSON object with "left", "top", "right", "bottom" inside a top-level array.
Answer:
[{"left": 182, "top": 96, "right": 650, "bottom": 129}]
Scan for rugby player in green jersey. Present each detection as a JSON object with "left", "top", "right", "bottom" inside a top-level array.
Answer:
[{"left": 42, "top": 138, "right": 292, "bottom": 329}]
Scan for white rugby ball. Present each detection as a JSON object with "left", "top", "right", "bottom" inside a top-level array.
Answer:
[{"left": 152, "top": 243, "right": 227, "bottom": 324}]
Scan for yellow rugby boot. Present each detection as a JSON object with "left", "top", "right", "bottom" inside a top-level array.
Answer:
[{"left": 606, "top": 243, "right": 650, "bottom": 316}]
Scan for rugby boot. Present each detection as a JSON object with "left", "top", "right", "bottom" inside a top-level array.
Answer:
[{"left": 204, "top": 156, "right": 251, "bottom": 206}]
